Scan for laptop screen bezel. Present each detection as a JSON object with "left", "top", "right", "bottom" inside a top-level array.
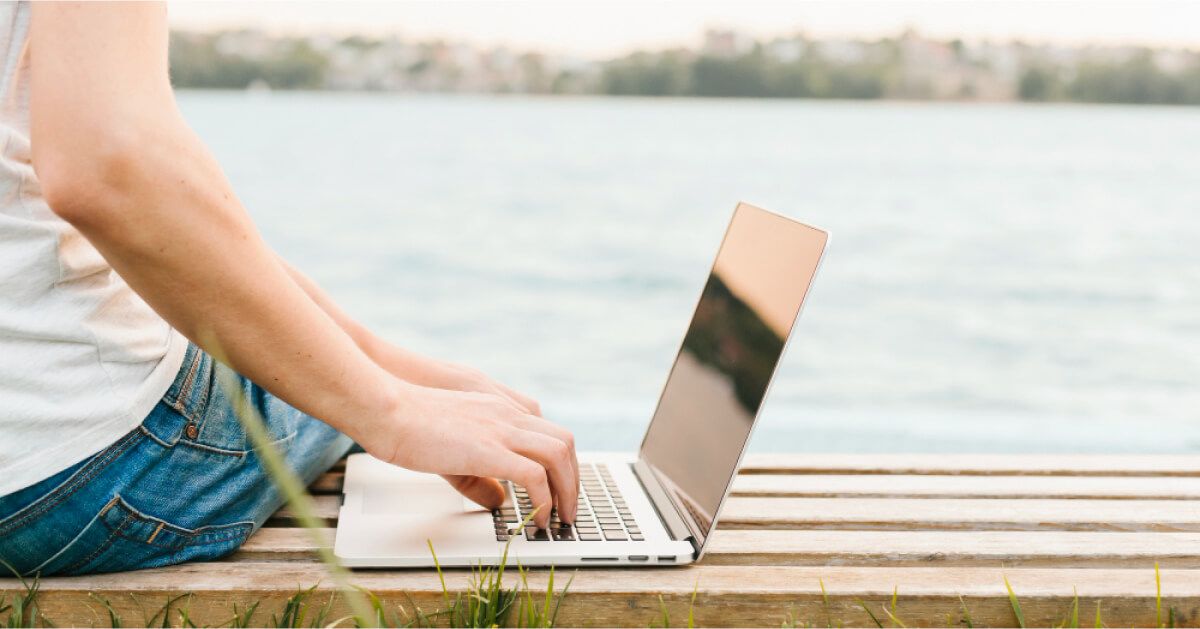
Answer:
[{"left": 635, "top": 202, "right": 829, "bottom": 556}]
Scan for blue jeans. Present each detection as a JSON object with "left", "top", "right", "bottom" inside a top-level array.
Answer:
[{"left": 0, "top": 344, "right": 354, "bottom": 576}]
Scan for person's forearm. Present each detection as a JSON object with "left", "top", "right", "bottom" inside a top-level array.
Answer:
[
  {"left": 277, "top": 257, "right": 467, "bottom": 389},
  {"left": 30, "top": 5, "right": 401, "bottom": 444}
]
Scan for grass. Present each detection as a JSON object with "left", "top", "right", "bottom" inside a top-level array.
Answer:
[{"left": 0, "top": 537, "right": 1188, "bottom": 628}]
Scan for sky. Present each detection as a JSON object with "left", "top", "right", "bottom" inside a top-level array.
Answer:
[{"left": 167, "top": 1, "right": 1200, "bottom": 58}]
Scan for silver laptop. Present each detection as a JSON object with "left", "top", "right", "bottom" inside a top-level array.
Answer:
[{"left": 335, "top": 202, "right": 828, "bottom": 567}]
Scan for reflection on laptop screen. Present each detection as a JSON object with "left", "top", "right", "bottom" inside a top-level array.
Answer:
[{"left": 639, "top": 204, "right": 827, "bottom": 541}]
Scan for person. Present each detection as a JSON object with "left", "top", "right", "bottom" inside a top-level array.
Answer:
[{"left": 0, "top": 1, "right": 577, "bottom": 577}]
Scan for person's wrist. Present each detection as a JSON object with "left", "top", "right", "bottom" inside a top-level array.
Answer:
[{"left": 360, "top": 377, "right": 418, "bottom": 464}]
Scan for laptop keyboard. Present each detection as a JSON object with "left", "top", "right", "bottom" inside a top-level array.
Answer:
[{"left": 492, "top": 463, "right": 643, "bottom": 542}]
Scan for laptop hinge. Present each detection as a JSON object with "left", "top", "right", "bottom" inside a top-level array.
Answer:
[{"left": 631, "top": 459, "right": 695, "bottom": 552}]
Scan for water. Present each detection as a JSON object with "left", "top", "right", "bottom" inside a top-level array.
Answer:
[{"left": 178, "top": 92, "right": 1200, "bottom": 454}]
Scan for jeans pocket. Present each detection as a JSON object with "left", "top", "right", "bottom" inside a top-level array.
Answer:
[
  {"left": 155, "top": 346, "right": 298, "bottom": 455},
  {"left": 0, "top": 431, "right": 144, "bottom": 576},
  {"left": 38, "top": 494, "right": 253, "bottom": 576}
]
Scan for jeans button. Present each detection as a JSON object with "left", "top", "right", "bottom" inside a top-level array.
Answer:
[{"left": 184, "top": 422, "right": 198, "bottom": 440}]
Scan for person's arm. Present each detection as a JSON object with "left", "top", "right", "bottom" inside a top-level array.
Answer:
[
  {"left": 29, "top": 2, "right": 575, "bottom": 526},
  {"left": 278, "top": 257, "right": 579, "bottom": 494},
  {"left": 276, "top": 257, "right": 543, "bottom": 415}
]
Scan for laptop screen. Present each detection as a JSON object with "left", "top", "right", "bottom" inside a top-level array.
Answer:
[{"left": 638, "top": 203, "right": 827, "bottom": 547}]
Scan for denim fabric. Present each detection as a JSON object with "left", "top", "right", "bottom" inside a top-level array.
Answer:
[{"left": 0, "top": 343, "right": 354, "bottom": 576}]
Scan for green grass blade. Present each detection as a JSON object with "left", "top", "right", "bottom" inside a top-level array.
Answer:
[
  {"left": 880, "top": 602, "right": 906, "bottom": 628},
  {"left": 957, "top": 595, "right": 974, "bottom": 629},
  {"left": 206, "top": 343, "right": 376, "bottom": 627},
  {"left": 548, "top": 571, "right": 575, "bottom": 629},
  {"left": 427, "top": 540, "right": 451, "bottom": 614},
  {"left": 687, "top": 580, "right": 698, "bottom": 629},
  {"left": 1155, "top": 562, "right": 1162, "bottom": 628},
  {"left": 88, "top": 593, "right": 122, "bottom": 628},
  {"left": 1003, "top": 576, "right": 1026, "bottom": 629},
  {"left": 819, "top": 578, "right": 832, "bottom": 629},
  {"left": 856, "top": 601, "right": 883, "bottom": 628}
]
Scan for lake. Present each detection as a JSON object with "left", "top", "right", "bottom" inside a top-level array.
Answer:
[{"left": 178, "top": 91, "right": 1200, "bottom": 453}]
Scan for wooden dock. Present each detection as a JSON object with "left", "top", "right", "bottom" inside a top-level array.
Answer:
[{"left": 4, "top": 454, "right": 1200, "bottom": 627}]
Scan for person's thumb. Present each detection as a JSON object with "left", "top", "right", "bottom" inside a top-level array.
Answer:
[{"left": 441, "top": 474, "right": 506, "bottom": 509}]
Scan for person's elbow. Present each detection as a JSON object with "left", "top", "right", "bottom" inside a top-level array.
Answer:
[{"left": 33, "top": 123, "right": 147, "bottom": 234}]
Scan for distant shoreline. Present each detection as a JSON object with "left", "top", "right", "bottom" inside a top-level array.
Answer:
[
  {"left": 171, "top": 88, "right": 1200, "bottom": 109},
  {"left": 169, "top": 28, "right": 1200, "bottom": 107}
]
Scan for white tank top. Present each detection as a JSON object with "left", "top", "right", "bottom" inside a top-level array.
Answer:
[{"left": 0, "top": 2, "right": 186, "bottom": 495}]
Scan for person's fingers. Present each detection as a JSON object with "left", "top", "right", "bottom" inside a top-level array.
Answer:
[
  {"left": 507, "top": 429, "right": 578, "bottom": 523},
  {"left": 514, "top": 414, "right": 579, "bottom": 489},
  {"left": 495, "top": 383, "right": 542, "bottom": 417},
  {"left": 454, "top": 441, "right": 553, "bottom": 529},
  {"left": 441, "top": 474, "right": 505, "bottom": 509},
  {"left": 505, "top": 454, "right": 554, "bottom": 529}
]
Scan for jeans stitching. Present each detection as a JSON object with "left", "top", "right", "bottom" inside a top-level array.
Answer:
[
  {"left": 163, "top": 349, "right": 202, "bottom": 423},
  {"left": 0, "top": 430, "right": 143, "bottom": 537},
  {"left": 58, "top": 511, "right": 133, "bottom": 576},
  {"left": 192, "top": 358, "right": 215, "bottom": 433},
  {"left": 109, "top": 496, "right": 254, "bottom": 550},
  {"left": 176, "top": 440, "right": 246, "bottom": 458}
]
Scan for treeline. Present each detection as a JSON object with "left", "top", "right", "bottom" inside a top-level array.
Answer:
[
  {"left": 167, "top": 29, "right": 1200, "bottom": 106},
  {"left": 1018, "top": 51, "right": 1200, "bottom": 105},
  {"left": 169, "top": 32, "right": 327, "bottom": 89},
  {"left": 601, "top": 47, "right": 897, "bottom": 100},
  {"left": 599, "top": 45, "right": 1200, "bottom": 105}
]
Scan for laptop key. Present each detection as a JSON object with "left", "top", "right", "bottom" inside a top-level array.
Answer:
[
  {"left": 525, "top": 528, "right": 552, "bottom": 541},
  {"left": 578, "top": 533, "right": 602, "bottom": 541},
  {"left": 496, "top": 534, "right": 510, "bottom": 541},
  {"left": 552, "top": 529, "right": 575, "bottom": 541},
  {"left": 630, "top": 534, "right": 644, "bottom": 541},
  {"left": 603, "top": 530, "right": 627, "bottom": 541}
]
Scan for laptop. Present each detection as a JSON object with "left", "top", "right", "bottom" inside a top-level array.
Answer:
[{"left": 335, "top": 202, "right": 828, "bottom": 567}]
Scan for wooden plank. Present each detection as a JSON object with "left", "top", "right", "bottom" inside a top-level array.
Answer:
[
  {"left": 5, "top": 563, "right": 1197, "bottom": 627},
  {"left": 740, "top": 453, "right": 1200, "bottom": 476},
  {"left": 309, "top": 470, "right": 1200, "bottom": 500},
  {"left": 236, "top": 527, "right": 1200, "bottom": 569},
  {"left": 703, "top": 530, "right": 1200, "bottom": 568},
  {"left": 236, "top": 527, "right": 334, "bottom": 561},
  {"left": 732, "top": 474, "right": 1200, "bottom": 499},
  {"left": 722, "top": 497, "right": 1200, "bottom": 531},
  {"left": 308, "top": 471, "right": 343, "bottom": 494},
  {"left": 271, "top": 495, "right": 1200, "bottom": 532}
]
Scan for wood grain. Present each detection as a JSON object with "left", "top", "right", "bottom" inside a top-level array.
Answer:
[
  {"left": 308, "top": 471, "right": 1200, "bottom": 499},
  {"left": 272, "top": 495, "right": 1200, "bottom": 532},
  {"left": 6, "top": 563, "right": 1197, "bottom": 627},
  {"left": 732, "top": 473, "right": 1200, "bottom": 499},
  {"left": 236, "top": 527, "right": 1200, "bottom": 569},
  {"left": 740, "top": 453, "right": 1200, "bottom": 476},
  {"left": 14, "top": 455, "right": 1200, "bottom": 627}
]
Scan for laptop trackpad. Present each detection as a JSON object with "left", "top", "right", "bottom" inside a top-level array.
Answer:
[{"left": 362, "top": 479, "right": 473, "bottom": 515}]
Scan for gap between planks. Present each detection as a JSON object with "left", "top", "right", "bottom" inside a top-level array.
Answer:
[
  {"left": 323, "top": 454, "right": 1200, "bottom": 477},
  {"left": 270, "top": 495, "right": 1200, "bottom": 532},
  {"left": 739, "top": 453, "right": 1200, "bottom": 476},
  {"left": 236, "top": 527, "right": 1200, "bottom": 569},
  {"left": 310, "top": 471, "right": 1200, "bottom": 499}
]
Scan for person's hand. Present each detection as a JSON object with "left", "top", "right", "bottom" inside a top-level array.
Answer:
[
  {"left": 369, "top": 382, "right": 578, "bottom": 529},
  {"left": 433, "top": 362, "right": 543, "bottom": 417},
  {"left": 362, "top": 338, "right": 542, "bottom": 416}
]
